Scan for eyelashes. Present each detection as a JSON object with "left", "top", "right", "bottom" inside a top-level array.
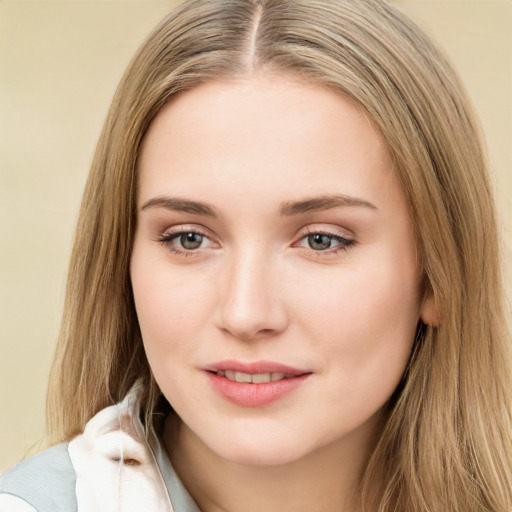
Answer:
[
  {"left": 296, "top": 227, "right": 355, "bottom": 254},
  {"left": 156, "top": 225, "right": 356, "bottom": 259},
  {"left": 157, "top": 228, "right": 217, "bottom": 257}
]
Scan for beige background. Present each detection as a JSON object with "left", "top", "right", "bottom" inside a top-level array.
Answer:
[{"left": 1, "top": 0, "right": 510, "bottom": 472}]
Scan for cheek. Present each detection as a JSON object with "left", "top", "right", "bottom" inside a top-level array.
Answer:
[
  {"left": 291, "top": 253, "right": 421, "bottom": 385},
  {"left": 130, "top": 251, "right": 215, "bottom": 362},
  {"left": 288, "top": 264, "right": 420, "bottom": 438}
]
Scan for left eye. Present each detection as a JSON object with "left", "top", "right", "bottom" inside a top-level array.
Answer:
[{"left": 298, "top": 233, "right": 352, "bottom": 251}]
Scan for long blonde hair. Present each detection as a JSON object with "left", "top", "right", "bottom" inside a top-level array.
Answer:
[{"left": 47, "top": 0, "right": 512, "bottom": 510}]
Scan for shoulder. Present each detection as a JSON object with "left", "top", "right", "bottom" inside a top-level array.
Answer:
[
  {"left": 0, "top": 494, "right": 38, "bottom": 512},
  {"left": 0, "top": 443, "right": 77, "bottom": 512},
  {"left": 0, "top": 382, "right": 174, "bottom": 512}
]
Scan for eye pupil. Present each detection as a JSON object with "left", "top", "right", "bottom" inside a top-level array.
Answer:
[
  {"left": 180, "top": 232, "right": 203, "bottom": 249},
  {"left": 308, "top": 233, "right": 332, "bottom": 250}
]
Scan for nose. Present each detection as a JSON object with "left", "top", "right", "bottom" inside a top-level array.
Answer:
[{"left": 216, "top": 249, "right": 289, "bottom": 341}]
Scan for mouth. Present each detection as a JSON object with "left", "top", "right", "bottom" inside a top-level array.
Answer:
[
  {"left": 213, "top": 370, "right": 293, "bottom": 383},
  {"left": 203, "top": 360, "right": 312, "bottom": 407}
]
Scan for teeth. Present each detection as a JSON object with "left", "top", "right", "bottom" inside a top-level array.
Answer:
[
  {"left": 235, "top": 372, "right": 252, "bottom": 383},
  {"left": 217, "top": 371, "right": 287, "bottom": 383},
  {"left": 251, "top": 373, "right": 272, "bottom": 383}
]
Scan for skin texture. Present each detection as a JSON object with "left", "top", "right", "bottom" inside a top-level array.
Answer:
[{"left": 130, "top": 74, "right": 435, "bottom": 512}]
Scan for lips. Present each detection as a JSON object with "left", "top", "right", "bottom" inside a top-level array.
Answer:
[
  {"left": 203, "top": 360, "right": 312, "bottom": 407},
  {"left": 217, "top": 370, "right": 288, "bottom": 383}
]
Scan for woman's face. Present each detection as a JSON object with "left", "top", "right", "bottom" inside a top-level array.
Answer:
[{"left": 131, "top": 74, "right": 432, "bottom": 466}]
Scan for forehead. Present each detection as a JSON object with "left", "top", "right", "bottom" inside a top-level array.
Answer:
[{"left": 137, "top": 75, "right": 400, "bottom": 211}]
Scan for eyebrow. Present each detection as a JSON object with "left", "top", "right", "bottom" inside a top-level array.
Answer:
[
  {"left": 140, "top": 194, "right": 376, "bottom": 218},
  {"left": 279, "top": 195, "right": 377, "bottom": 215},
  {"left": 141, "top": 197, "right": 219, "bottom": 217}
]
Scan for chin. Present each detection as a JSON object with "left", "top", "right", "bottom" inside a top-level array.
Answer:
[
  {"left": 201, "top": 424, "right": 326, "bottom": 467},
  {"left": 215, "top": 442, "right": 305, "bottom": 467}
]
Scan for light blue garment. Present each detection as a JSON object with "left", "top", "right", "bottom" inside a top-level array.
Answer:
[
  {"left": 0, "top": 443, "right": 76, "bottom": 512},
  {"left": 0, "top": 385, "right": 200, "bottom": 512}
]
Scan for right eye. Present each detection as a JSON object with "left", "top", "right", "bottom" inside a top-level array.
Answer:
[
  {"left": 157, "top": 227, "right": 217, "bottom": 256},
  {"left": 174, "top": 232, "right": 206, "bottom": 250}
]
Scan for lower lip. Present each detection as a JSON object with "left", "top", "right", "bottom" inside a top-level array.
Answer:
[{"left": 205, "top": 372, "right": 311, "bottom": 407}]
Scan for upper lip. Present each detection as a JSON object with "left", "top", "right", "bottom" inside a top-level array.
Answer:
[{"left": 203, "top": 360, "right": 311, "bottom": 376}]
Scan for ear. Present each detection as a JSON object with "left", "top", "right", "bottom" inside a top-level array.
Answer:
[{"left": 420, "top": 287, "right": 441, "bottom": 327}]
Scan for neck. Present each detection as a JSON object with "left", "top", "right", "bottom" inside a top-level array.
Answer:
[{"left": 164, "top": 414, "right": 381, "bottom": 512}]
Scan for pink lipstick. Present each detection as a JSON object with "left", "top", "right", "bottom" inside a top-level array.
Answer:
[{"left": 203, "top": 360, "right": 312, "bottom": 407}]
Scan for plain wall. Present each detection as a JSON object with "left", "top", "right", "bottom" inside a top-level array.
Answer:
[{"left": 1, "top": 0, "right": 511, "bottom": 472}]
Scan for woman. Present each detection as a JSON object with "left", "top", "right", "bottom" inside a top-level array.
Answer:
[{"left": 1, "top": 0, "right": 510, "bottom": 511}]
